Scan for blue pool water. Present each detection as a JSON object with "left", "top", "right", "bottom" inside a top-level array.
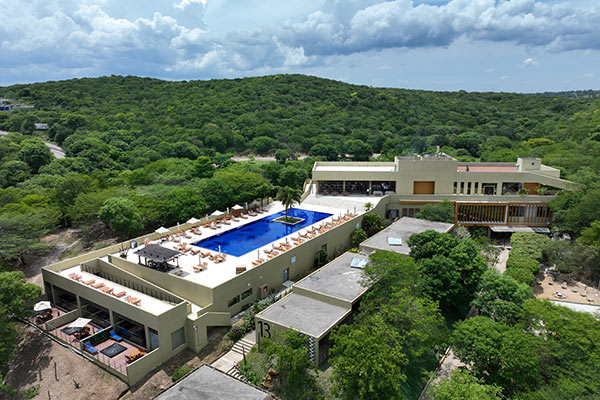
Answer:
[{"left": 194, "top": 209, "right": 332, "bottom": 257}]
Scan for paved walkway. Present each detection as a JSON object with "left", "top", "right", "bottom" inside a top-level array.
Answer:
[
  {"left": 0, "top": 130, "right": 65, "bottom": 158},
  {"left": 211, "top": 331, "right": 256, "bottom": 379},
  {"left": 494, "top": 247, "right": 509, "bottom": 274},
  {"left": 303, "top": 186, "right": 384, "bottom": 212}
]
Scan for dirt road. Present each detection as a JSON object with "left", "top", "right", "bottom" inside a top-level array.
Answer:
[{"left": 0, "top": 130, "right": 65, "bottom": 158}]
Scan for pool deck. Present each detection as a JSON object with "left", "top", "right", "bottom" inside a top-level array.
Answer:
[{"left": 119, "top": 201, "right": 362, "bottom": 289}]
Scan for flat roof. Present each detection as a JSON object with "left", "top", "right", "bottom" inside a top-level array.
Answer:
[
  {"left": 258, "top": 293, "right": 350, "bottom": 338},
  {"left": 457, "top": 165, "right": 517, "bottom": 172},
  {"left": 295, "top": 253, "right": 369, "bottom": 302},
  {"left": 360, "top": 217, "right": 454, "bottom": 255},
  {"left": 61, "top": 266, "right": 177, "bottom": 315},
  {"left": 314, "top": 165, "right": 395, "bottom": 172},
  {"left": 155, "top": 365, "right": 269, "bottom": 400}
]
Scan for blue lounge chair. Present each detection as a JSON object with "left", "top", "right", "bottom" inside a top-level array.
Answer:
[
  {"left": 85, "top": 342, "right": 98, "bottom": 355},
  {"left": 110, "top": 330, "right": 123, "bottom": 342}
]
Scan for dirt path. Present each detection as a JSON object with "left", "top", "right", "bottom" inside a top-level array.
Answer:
[{"left": 24, "top": 229, "right": 82, "bottom": 286}]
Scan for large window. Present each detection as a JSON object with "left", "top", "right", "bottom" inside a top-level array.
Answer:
[
  {"left": 114, "top": 312, "right": 146, "bottom": 348},
  {"left": 80, "top": 297, "right": 110, "bottom": 328},
  {"left": 149, "top": 328, "right": 159, "bottom": 351},
  {"left": 482, "top": 183, "right": 497, "bottom": 195},
  {"left": 53, "top": 286, "right": 77, "bottom": 311},
  {"left": 171, "top": 327, "right": 185, "bottom": 350}
]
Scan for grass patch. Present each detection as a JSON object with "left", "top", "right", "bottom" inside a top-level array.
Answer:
[{"left": 240, "top": 348, "right": 269, "bottom": 387}]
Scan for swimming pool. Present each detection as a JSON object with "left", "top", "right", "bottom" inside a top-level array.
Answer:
[{"left": 194, "top": 209, "right": 332, "bottom": 257}]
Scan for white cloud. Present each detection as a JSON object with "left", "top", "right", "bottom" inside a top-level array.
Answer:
[
  {"left": 523, "top": 57, "right": 540, "bottom": 66},
  {"left": 173, "top": 0, "right": 206, "bottom": 10},
  {"left": 583, "top": 72, "right": 596, "bottom": 78}
]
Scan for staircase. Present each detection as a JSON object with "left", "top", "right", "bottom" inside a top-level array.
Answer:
[
  {"left": 223, "top": 337, "right": 255, "bottom": 380},
  {"left": 231, "top": 337, "right": 254, "bottom": 356}
]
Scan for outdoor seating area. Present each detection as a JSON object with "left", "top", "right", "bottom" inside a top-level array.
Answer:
[{"left": 69, "top": 272, "right": 143, "bottom": 307}]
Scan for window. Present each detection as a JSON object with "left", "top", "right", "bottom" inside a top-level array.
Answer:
[
  {"left": 241, "top": 288, "right": 253, "bottom": 300},
  {"left": 321, "top": 244, "right": 327, "bottom": 252},
  {"left": 171, "top": 327, "right": 185, "bottom": 350},
  {"left": 114, "top": 312, "right": 147, "bottom": 348},
  {"left": 53, "top": 286, "right": 77, "bottom": 311},
  {"left": 282, "top": 268, "right": 289, "bottom": 283},
  {"left": 460, "top": 182, "right": 465, "bottom": 194},
  {"left": 80, "top": 297, "right": 110, "bottom": 328},
  {"left": 482, "top": 183, "right": 497, "bottom": 195},
  {"left": 467, "top": 182, "right": 471, "bottom": 195},
  {"left": 453, "top": 182, "right": 457, "bottom": 194},
  {"left": 149, "top": 328, "right": 159, "bottom": 351},
  {"left": 291, "top": 256, "right": 296, "bottom": 264},
  {"left": 228, "top": 295, "right": 240, "bottom": 307},
  {"left": 474, "top": 182, "right": 479, "bottom": 194}
]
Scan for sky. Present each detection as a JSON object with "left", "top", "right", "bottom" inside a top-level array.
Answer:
[{"left": 0, "top": 0, "right": 599, "bottom": 92}]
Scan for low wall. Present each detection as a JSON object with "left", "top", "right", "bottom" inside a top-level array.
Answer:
[
  {"left": 45, "top": 309, "right": 79, "bottom": 331},
  {"left": 126, "top": 348, "right": 162, "bottom": 386}
]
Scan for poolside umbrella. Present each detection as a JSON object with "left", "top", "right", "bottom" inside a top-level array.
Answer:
[
  {"left": 227, "top": 207, "right": 229, "bottom": 215},
  {"left": 186, "top": 217, "right": 200, "bottom": 224},
  {"left": 245, "top": 202, "right": 248, "bottom": 209},
  {"left": 34, "top": 301, "right": 51, "bottom": 312},
  {"left": 232, "top": 204, "right": 244, "bottom": 210},
  {"left": 67, "top": 317, "right": 91, "bottom": 330},
  {"left": 218, "top": 245, "right": 222, "bottom": 256},
  {"left": 155, "top": 227, "right": 169, "bottom": 234},
  {"left": 257, "top": 250, "right": 260, "bottom": 260},
  {"left": 211, "top": 210, "right": 224, "bottom": 218}
]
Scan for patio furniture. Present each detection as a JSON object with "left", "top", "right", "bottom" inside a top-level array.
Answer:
[
  {"left": 113, "top": 291, "right": 126, "bottom": 298},
  {"left": 127, "top": 297, "right": 138, "bottom": 304},
  {"left": 93, "top": 282, "right": 105, "bottom": 289},
  {"left": 100, "top": 286, "right": 113, "bottom": 295},
  {"left": 83, "top": 279, "right": 96, "bottom": 285},
  {"left": 125, "top": 349, "right": 145, "bottom": 363},
  {"left": 101, "top": 342, "right": 127, "bottom": 358},
  {"left": 110, "top": 330, "right": 124, "bottom": 342},
  {"left": 85, "top": 342, "right": 99, "bottom": 355}
]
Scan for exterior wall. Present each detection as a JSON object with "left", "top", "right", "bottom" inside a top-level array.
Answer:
[{"left": 41, "top": 268, "right": 190, "bottom": 370}]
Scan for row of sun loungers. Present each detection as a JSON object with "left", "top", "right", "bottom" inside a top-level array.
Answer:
[{"left": 69, "top": 273, "right": 140, "bottom": 305}]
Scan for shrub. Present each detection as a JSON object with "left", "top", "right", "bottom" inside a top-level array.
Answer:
[
  {"left": 228, "top": 325, "right": 245, "bottom": 341},
  {"left": 510, "top": 232, "right": 551, "bottom": 261},
  {"left": 505, "top": 266, "right": 535, "bottom": 286},
  {"left": 172, "top": 365, "right": 192, "bottom": 382},
  {"left": 507, "top": 255, "right": 540, "bottom": 274},
  {"left": 351, "top": 228, "right": 367, "bottom": 247}
]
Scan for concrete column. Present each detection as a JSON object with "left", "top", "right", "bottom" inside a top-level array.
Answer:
[
  {"left": 109, "top": 310, "right": 115, "bottom": 327},
  {"left": 76, "top": 295, "right": 82, "bottom": 316},
  {"left": 343, "top": 181, "right": 346, "bottom": 192},
  {"left": 144, "top": 326, "right": 150, "bottom": 350}
]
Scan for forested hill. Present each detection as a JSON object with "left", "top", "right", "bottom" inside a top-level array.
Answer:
[
  {"left": 540, "top": 89, "right": 600, "bottom": 99},
  {"left": 1, "top": 74, "right": 600, "bottom": 178}
]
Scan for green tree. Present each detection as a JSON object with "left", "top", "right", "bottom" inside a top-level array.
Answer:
[
  {"left": 252, "top": 136, "right": 278, "bottom": 154},
  {"left": 309, "top": 143, "right": 338, "bottom": 161},
  {"left": 262, "top": 330, "right": 320, "bottom": 399},
  {"left": 275, "top": 149, "right": 291, "bottom": 163},
  {"left": 193, "top": 156, "right": 216, "bottom": 178},
  {"left": 361, "top": 213, "right": 383, "bottom": 236},
  {"left": 344, "top": 139, "right": 373, "bottom": 161},
  {"left": 99, "top": 198, "right": 143, "bottom": 237},
  {"left": 159, "top": 187, "right": 207, "bottom": 226},
  {"left": 18, "top": 138, "right": 54, "bottom": 173},
  {"left": 471, "top": 269, "right": 532, "bottom": 324},
  {"left": 276, "top": 186, "right": 302, "bottom": 219},
  {"left": 0, "top": 160, "right": 31, "bottom": 188},
  {"left": 408, "top": 231, "right": 487, "bottom": 310},
  {"left": 0, "top": 210, "right": 58, "bottom": 267},
  {"left": 430, "top": 369, "right": 502, "bottom": 400},
  {"left": 330, "top": 316, "right": 407, "bottom": 400},
  {"left": 279, "top": 166, "right": 308, "bottom": 189},
  {"left": 415, "top": 199, "right": 454, "bottom": 223}
]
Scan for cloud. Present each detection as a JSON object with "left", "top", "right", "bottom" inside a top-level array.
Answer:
[
  {"left": 523, "top": 57, "right": 540, "bottom": 66},
  {"left": 583, "top": 72, "right": 596, "bottom": 78},
  {"left": 0, "top": 0, "right": 599, "bottom": 82}
]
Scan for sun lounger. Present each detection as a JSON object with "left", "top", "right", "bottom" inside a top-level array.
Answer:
[
  {"left": 200, "top": 251, "right": 209, "bottom": 258},
  {"left": 190, "top": 248, "right": 200, "bottom": 255},
  {"left": 69, "top": 273, "right": 82, "bottom": 281},
  {"left": 110, "top": 330, "right": 123, "bottom": 342},
  {"left": 133, "top": 299, "right": 141, "bottom": 306},
  {"left": 101, "top": 287, "right": 113, "bottom": 295},
  {"left": 92, "top": 282, "right": 105, "bottom": 289},
  {"left": 127, "top": 297, "right": 138, "bottom": 304},
  {"left": 83, "top": 279, "right": 96, "bottom": 285},
  {"left": 264, "top": 248, "right": 274, "bottom": 254},
  {"left": 85, "top": 342, "right": 99, "bottom": 355},
  {"left": 113, "top": 291, "right": 126, "bottom": 298}
]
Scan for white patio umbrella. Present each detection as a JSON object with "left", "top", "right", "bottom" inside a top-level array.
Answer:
[
  {"left": 218, "top": 245, "right": 222, "bottom": 256},
  {"left": 186, "top": 217, "right": 200, "bottom": 224},
  {"left": 232, "top": 204, "right": 244, "bottom": 210},
  {"left": 211, "top": 210, "right": 225, "bottom": 217},
  {"left": 34, "top": 301, "right": 51, "bottom": 312},
  {"left": 155, "top": 226, "right": 169, "bottom": 234},
  {"left": 68, "top": 317, "right": 92, "bottom": 329}
]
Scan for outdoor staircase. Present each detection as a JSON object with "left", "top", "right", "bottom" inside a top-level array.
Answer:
[
  {"left": 231, "top": 337, "right": 254, "bottom": 356},
  {"left": 224, "top": 337, "right": 255, "bottom": 381}
]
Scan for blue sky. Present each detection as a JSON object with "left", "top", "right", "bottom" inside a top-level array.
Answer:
[{"left": 0, "top": 0, "right": 598, "bottom": 92}]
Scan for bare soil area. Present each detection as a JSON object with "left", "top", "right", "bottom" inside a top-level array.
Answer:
[
  {"left": 5, "top": 324, "right": 128, "bottom": 399},
  {"left": 534, "top": 272, "right": 600, "bottom": 305}
]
